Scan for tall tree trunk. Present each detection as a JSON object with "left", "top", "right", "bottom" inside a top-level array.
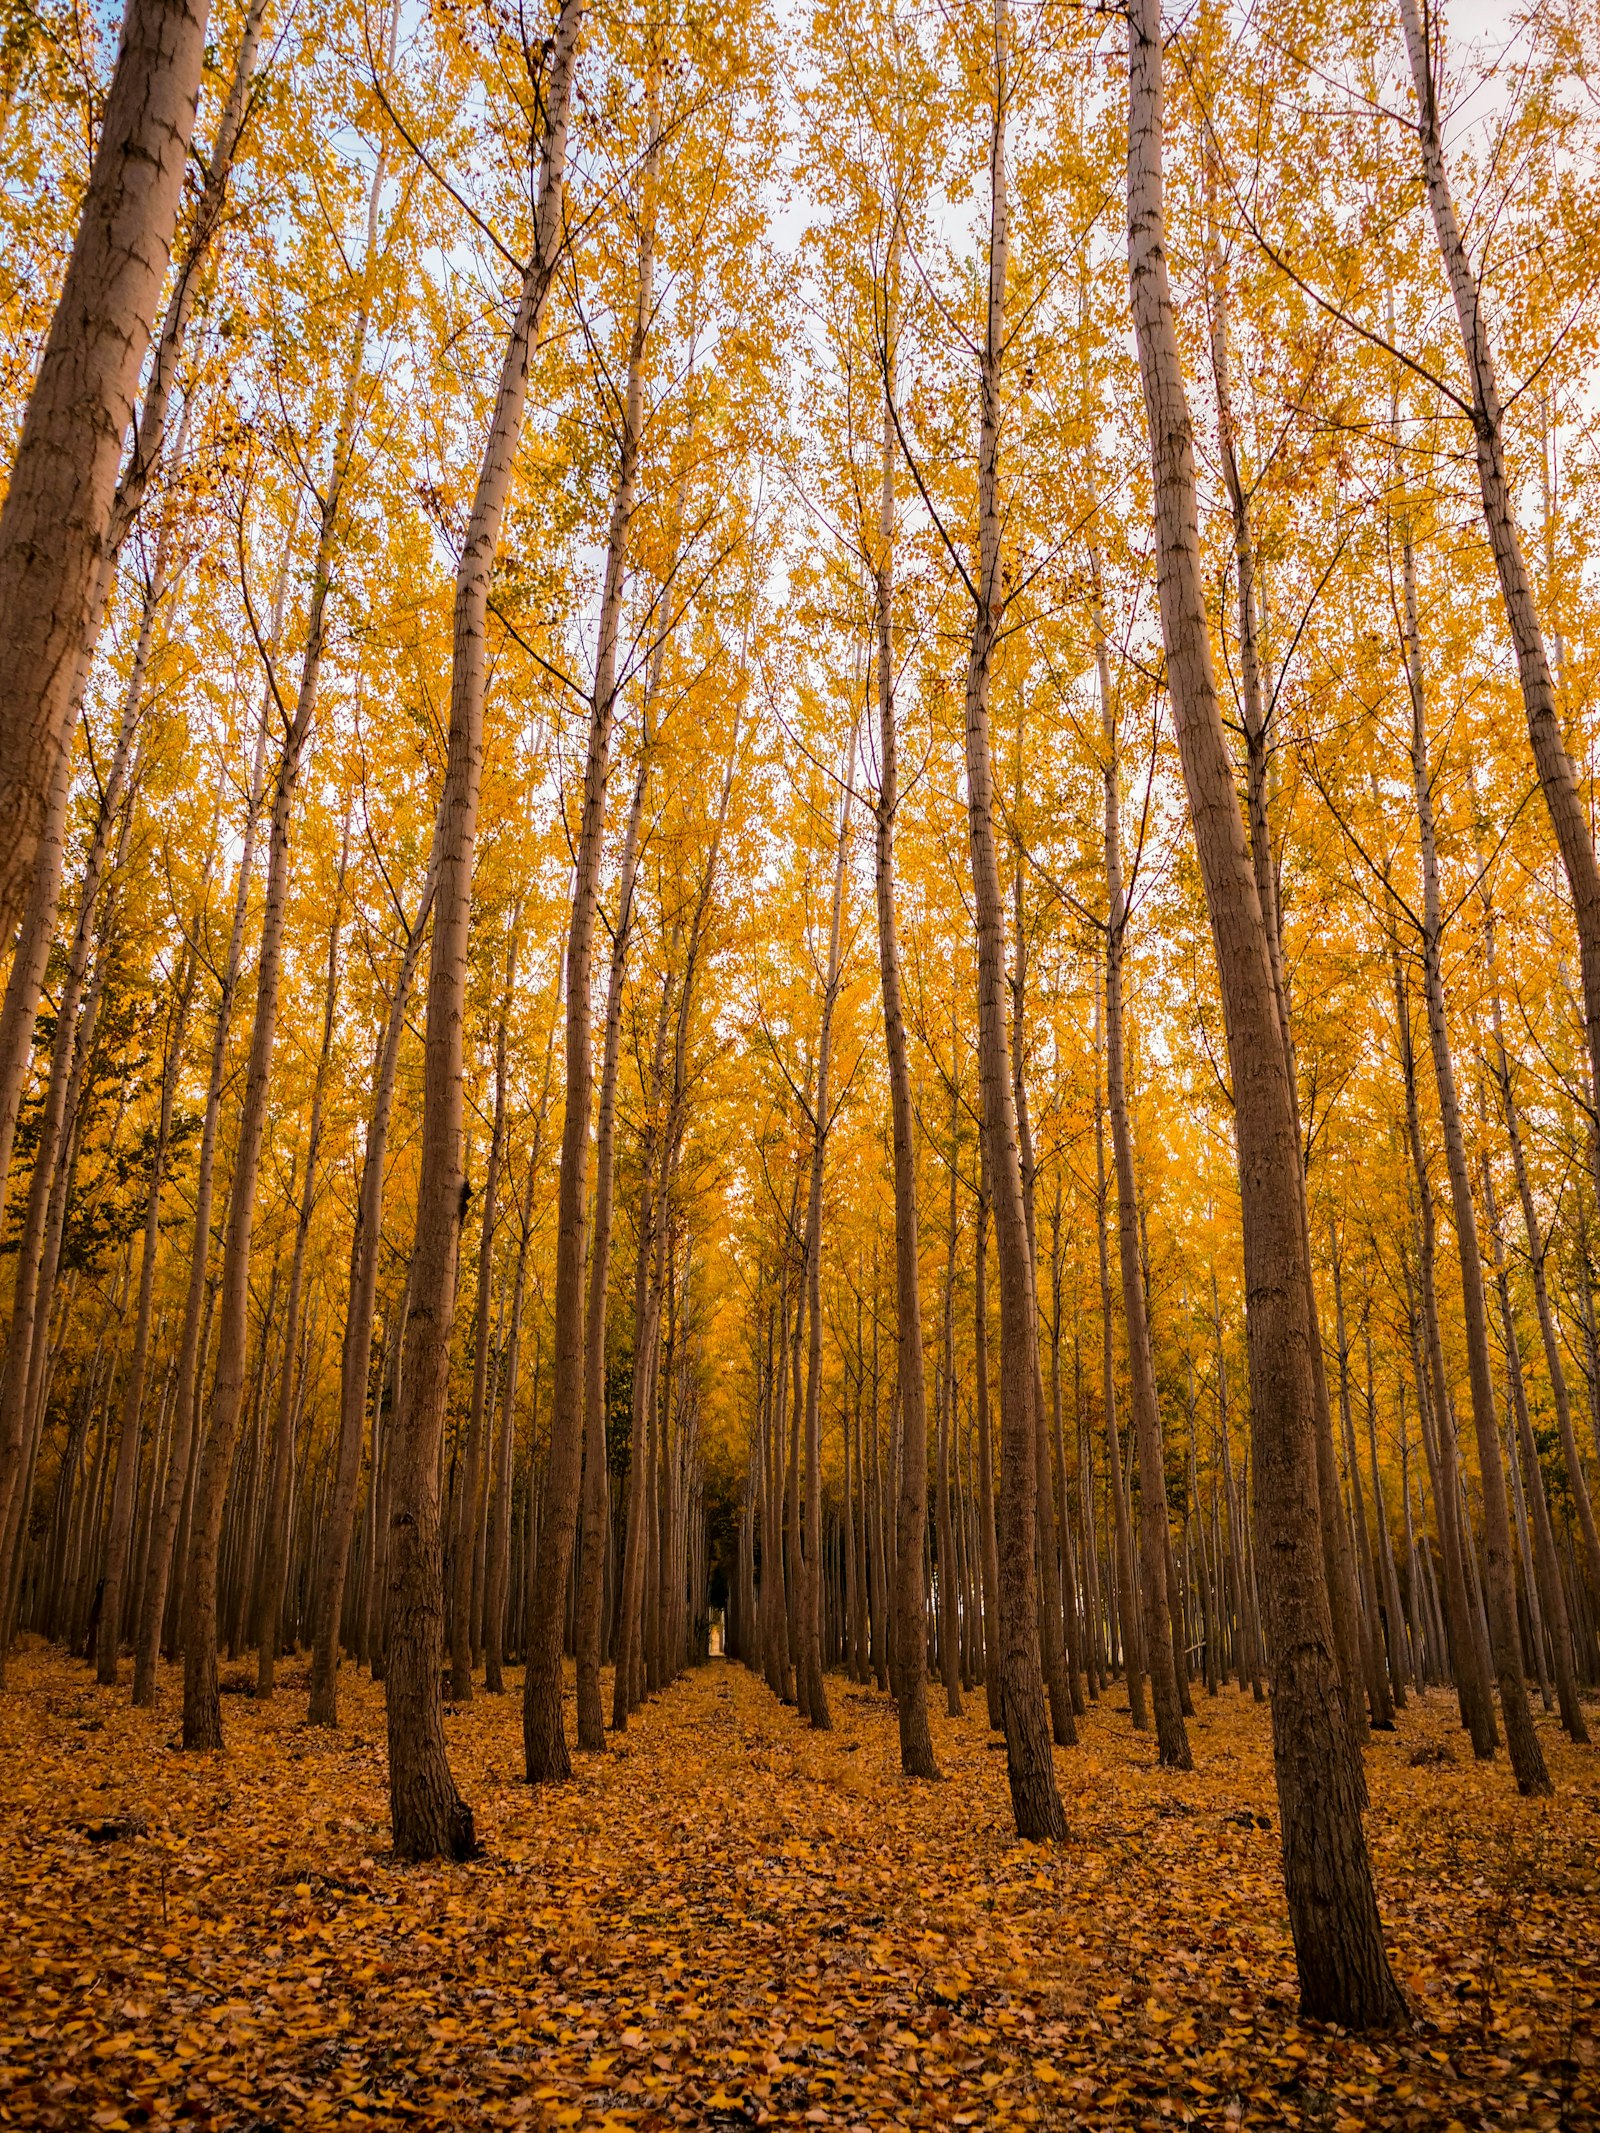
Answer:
[
  {"left": 1363, "top": 1319, "right": 1412, "bottom": 1701},
  {"left": 1099, "top": 648, "right": 1189, "bottom": 1768},
  {"left": 96, "top": 938, "right": 197, "bottom": 1683},
  {"left": 1400, "top": 0, "right": 1600, "bottom": 1215},
  {"left": 1482, "top": 1150, "right": 1588, "bottom": 1741},
  {"left": 1096, "top": 976, "right": 1147, "bottom": 1725},
  {"left": 1481, "top": 875, "right": 1600, "bottom": 1642},
  {"left": 974, "top": 1158, "right": 1002, "bottom": 1730},
  {"left": 1012, "top": 892, "right": 1075, "bottom": 1747},
  {"left": 1331, "top": 1248, "right": 1394, "bottom": 1729},
  {"left": 1392, "top": 943, "right": 1496, "bottom": 1748},
  {"left": 385, "top": 0, "right": 578, "bottom": 1855},
  {"left": 1206, "top": 193, "right": 1369, "bottom": 1744},
  {"left": 872, "top": 280, "right": 937, "bottom": 1777},
  {"left": 962, "top": 0, "right": 1063, "bottom": 1842},
  {"left": 1401, "top": 502, "right": 1549, "bottom": 1796},
  {"left": 255, "top": 888, "right": 343, "bottom": 1697},
  {"left": 94, "top": 925, "right": 196, "bottom": 1680},
  {"left": 132, "top": 697, "right": 273, "bottom": 1708},
  {"left": 0, "top": 0, "right": 264, "bottom": 1244},
  {"left": 0, "top": 0, "right": 211, "bottom": 939},
  {"left": 798, "top": 722, "right": 856, "bottom": 1731},
  {"left": 0, "top": 539, "right": 159, "bottom": 1591},
  {"left": 936, "top": 1079, "right": 963, "bottom": 1718},
  {"left": 524, "top": 101, "right": 657, "bottom": 1781},
  {"left": 573, "top": 736, "right": 647, "bottom": 1745},
  {"left": 613, "top": 975, "right": 674, "bottom": 1731},
  {"left": 307, "top": 857, "right": 436, "bottom": 1725},
  {"left": 1125, "top": 0, "right": 1405, "bottom": 2025},
  {"left": 451, "top": 924, "right": 518, "bottom": 1702},
  {"left": 487, "top": 1017, "right": 557, "bottom": 1693}
]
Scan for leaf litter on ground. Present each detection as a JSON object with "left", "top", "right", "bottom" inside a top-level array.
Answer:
[{"left": 0, "top": 1648, "right": 1595, "bottom": 2129}]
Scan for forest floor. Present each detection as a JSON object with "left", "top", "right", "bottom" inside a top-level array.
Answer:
[{"left": 0, "top": 1648, "right": 1595, "bottom": 2131}]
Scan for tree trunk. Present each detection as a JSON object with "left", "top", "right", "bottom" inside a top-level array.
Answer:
[
  {"left": 383, "top": 0, "right": 579, "bottom": 1854},
  {"left": 97, "top": 939, "right": 197, "bottom": 1683},
  {"left": 962, "top": 0, "right": 1063, "bottom": 1843},
  {"left": 0, "top": 539, "right": 159, "bottom": 1589},
  {"left": 307, "top": 858, "right": 436, "bottom": 1725},
  {"left": 451, "top": 927, "right": 518, "bottom": 1702},
  {"left": 1331, "top": 1248, "right": 1394, "bottom": 1729},
  {"left": 798, "top": 722, "right": 856, "bottom": 1731},
  {"left": 255, "top": 891, "right": 343, "bottom": 1698},
  {"left": 573, "top": 737, "right": 648, "bottom": 1744},
  {"left": 1400, "top": 0, "right": 1600, "bottom": 1216},
  {"left": 1482, "top": 1150, "right": 1588, "bottom": 1741},
  {"left": 132, "top": 697, "right": 272, "bottom": 1708},
  {"left": 1125, "top": 0, "right": 1405, "bottom": 2025},
  {"left": 872, "top": 285, "right": 938, "bottom": 1777},
  {"left": 974, "top": 1160, "right": 1002, "bottom": 1730},
  {"left": 525, "top": 101, "right": 657, "bottom": 1781},
  {"left": 1481, "top": 880, "right": 1600, "bottom": 1648},
  {"left": 1402, "top": 505, "right": 1549, "bottom": 1796},
  {"left": 1012, "top": 896, "right": 1075, "bottom": 1748},
  {"left": 1095, "top": 977, "right": 1147, "bottom": 1725},
  {"left": 1099, "top": 643, "right": 1189, "bottom": 1768},
  {"left": 0, "top": 0, "right": 210, "bottom": 939},
  {"left": 1206, "top": 197, "right": 1369, "bottom": 1746},
  {"left": 1392, "top": 944, "right": 1496, "bottom": 1749},
  {"left": 614, "top": 979, "right": 675, "bottom": 1730},
  {"left": 936, "top": 1080, "right": 963, "bottom": 1718}
]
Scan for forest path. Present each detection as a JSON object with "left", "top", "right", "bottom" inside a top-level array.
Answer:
[{"left": 0, "top": 1647, "right": 1595, "bottom": 2127}]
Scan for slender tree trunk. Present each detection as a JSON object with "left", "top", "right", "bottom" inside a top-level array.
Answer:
[
  {"left": 1096, "top": 978, "right": 1147, "bottom": 1724},
  {"left": 96, "top": 940, "right": 197, "bottom": 1684},
  {"left": 1400, "top": 0, "right": 1600, "bottom": 1214},
  {"left": 451, "top": 927, "right": 518, "bottom": 1702},
  {"left": 614, "top": 983, "right": 674, "bottom": 1731},
  {"left": 0, "top": 550, "right": 158, "bottom": 1589},
  {"left": 385, "top": 0, "right": 580, "bottom": 1857},
  {"left": 1481, "top": 1150, "right": 1587, "bottom": 1740},
  {"left": 1402, "top": 520, "right": 1549, "bottom": 1796},
  {"left": 1331, "top": 1247, "right": 1394, "bottom": 1729},
  {"left": 1393, "top": 948, "right": 1496, "bottom": 1749},
  {"left": 961, "top": 0, "right": 1063, "bottom": 1842},
  {"left": 872, "top": 279, "right": 937, "bottom": 1778},
  {"left": 936, "top": 1080, "right": 963, "bottom": 1718},
  {"left": 574, "top": 740, "right": 647, "bottom": 1747},
  {"left": 0, "top": 0, "right": 266, "bottom": 1279},
  {"left": 132, "top": 698, "right": 272, "bottom": 1707},
  {"left": 1482, "top": 885, "right": 1600, "bottom": 1643},
  {"left": 1363, "top": 1320, "right": 1412, "bottom": 1701},
  {"left": 1125, "top": 0, "right": 1405, "bottom": 2024},
  {"left": 1100, "top": 669, "right": 1189, "bottom": 1768},
  {"left": 1207, "top": 204, "right": 1369, "bottom": 1745},
  {"left": 307, "top": 860, "right": 436, "bottom": 1725},
  {"left": 482, "top": 1154, "right": 528, "bottom": 1691},
  {"left": 797, "top": 724, "right": 856, "bottom": 1731},
  {"left": 255, "top": 893, "right": 343, "bottom": 1697},
  {"left": 1012, "top": 899, "right": 1075, "bottom": 1748},
  {"left": 974, "top": 1161, "right": 1002, "bottom": 1730},
  {"left": 525, "top": 106, "right": 657, "bottom": 1781}
]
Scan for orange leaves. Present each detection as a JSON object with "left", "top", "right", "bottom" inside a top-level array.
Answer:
[{"left": 0, "top": 1650, "right": 1596, "bottom": 2127}]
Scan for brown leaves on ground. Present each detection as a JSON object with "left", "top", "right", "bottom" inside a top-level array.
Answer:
[{"left": 0, "top": 1649, "right": 1596, "bottom": 2129}]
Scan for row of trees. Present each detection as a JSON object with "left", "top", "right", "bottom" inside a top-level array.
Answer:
[{"left": 0, "top": 0, "right": 1597, "bottom": 2034}]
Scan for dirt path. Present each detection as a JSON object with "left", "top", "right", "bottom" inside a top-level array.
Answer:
[{"left": 0, "top": 1649, "right": 1594, "bottom": 2126}]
